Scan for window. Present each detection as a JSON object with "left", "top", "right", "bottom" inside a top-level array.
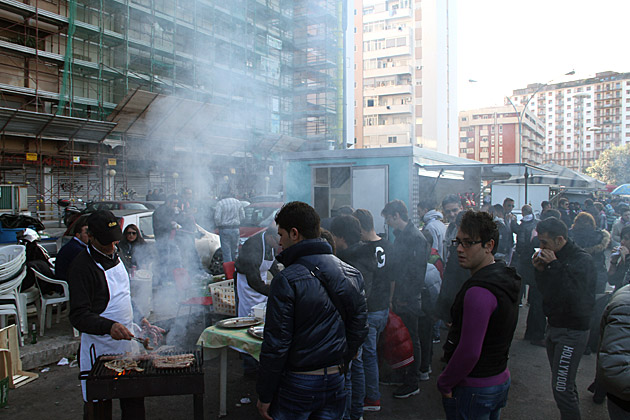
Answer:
[
  {"left": 388, "top": 136, "right": 397, "bottom": 143},
  {"left": 312, "top": 167, "right": 352, "bottom": 219},
  {"left": 499, "top": 125, "right": 503, "bottom": 133},
  {"left": 367, "top": 99, "right": 374, "bottom": 107}
]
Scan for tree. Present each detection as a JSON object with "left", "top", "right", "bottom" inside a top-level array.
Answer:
[{"left": 586, "top": 144, "right": 630, "bottom": 185}]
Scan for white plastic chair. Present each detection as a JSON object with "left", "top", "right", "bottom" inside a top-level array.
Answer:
[
  {"left": 32, "top": 269, "right": 70, "bottom": 336},
  {"left": 0, "top": 267, "right": 28, "bottom": 345}
]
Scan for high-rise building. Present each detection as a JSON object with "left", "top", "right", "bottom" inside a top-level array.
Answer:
[
  {"left": 0, "top": 0, "right": 344, "bottom": 211},
  {"left": 510, "top": 71, "right": 630, "bottom": 172},
  {"left": 458, "top": 105, "right": 545, "bottom": 165},
  {"left": 353, "top": 0, "right": 457, "bottom": 154}
]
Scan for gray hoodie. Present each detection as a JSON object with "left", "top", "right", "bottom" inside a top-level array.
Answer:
[{"left": 423, "top": 210, "right": 447, "bottom": 258}]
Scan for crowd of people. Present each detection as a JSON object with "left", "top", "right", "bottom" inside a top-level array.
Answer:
[{"left": 244, "top": 195, "right": 630, "bottom": 420}]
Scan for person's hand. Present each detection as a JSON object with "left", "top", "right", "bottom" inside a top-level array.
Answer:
[
  {"left": 538, "top": 249, "right": 557, "bottom": 264},
  {"left": 140, "top": 318, "right": 166, "bottom": 346},
  {"left": 442, "top": 392, "right": 453, "bottom": 399},
  {"left": 532, "top": 250, "right": 545, "bottom": 271},
  {"left": 110, "top": 322, "right": 133, "bottom": 340},
  {"left": 257, "top": 400, "right": 272, "bottom": 420}
]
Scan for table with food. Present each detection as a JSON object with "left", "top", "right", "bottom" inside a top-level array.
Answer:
[{"left": 196, "top": 316, "right": 264, "bottom": 417}]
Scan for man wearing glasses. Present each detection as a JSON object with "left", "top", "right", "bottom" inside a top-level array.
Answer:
[
  {"left": 438, "top": 210, "right": 521, "bottom": 420},
  {"left": 533, "top": 217, "right": 595, "bottom": 419}
]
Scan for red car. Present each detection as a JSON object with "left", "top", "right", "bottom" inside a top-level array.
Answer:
[{"left": 238, "top": 202, "right": 283, "bottom": 245}]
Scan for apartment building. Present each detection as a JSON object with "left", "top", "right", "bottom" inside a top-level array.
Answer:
[
  {"left": 353, "top": 0, "right": 457, "bottom": 155},
  {"left": 458, "top": 105, "right": 545, "bottom": 165},
  {"left": 510, "top": 71, "right": 630, "bottom": 172},
  {"left": 0, "top": 0, "right": 343, "bottom": 211}
]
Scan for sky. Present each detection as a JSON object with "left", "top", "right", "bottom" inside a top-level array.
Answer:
[{"left": 457, "top": 0, "right": 630, "bottom": 111}]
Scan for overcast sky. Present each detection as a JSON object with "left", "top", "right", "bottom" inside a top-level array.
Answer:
[{"left": 457, "top": 0, "right": 630, "bottom": 111}]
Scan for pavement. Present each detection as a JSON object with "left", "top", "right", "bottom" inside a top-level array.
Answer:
[{"left": 4, "top": 305, "right": 610, "bottom": 420}]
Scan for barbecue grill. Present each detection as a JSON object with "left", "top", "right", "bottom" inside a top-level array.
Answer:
[{"left": 80, "top": 350, "right": 204, "bottom": 420}]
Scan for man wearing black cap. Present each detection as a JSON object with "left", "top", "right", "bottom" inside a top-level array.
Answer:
[{"left": 69, "top": 210, "right": 160, "bottom": 419}]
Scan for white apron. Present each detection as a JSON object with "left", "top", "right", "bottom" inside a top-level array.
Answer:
[
  {"left": 80, "top": 249, "right": 134, "bottom": 401},
  {"left": 237, "top": 232, "right": 274, "bottom": 317}
]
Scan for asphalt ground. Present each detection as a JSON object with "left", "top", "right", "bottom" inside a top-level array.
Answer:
[{"left": 4, "top": 305, "right": 609, "bottom": 420}]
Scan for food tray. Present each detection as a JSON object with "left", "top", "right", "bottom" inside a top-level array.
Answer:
[
  {"left": 247, "top": 326, "right": 264, "bottom": 340},
  {"left": 215, "top": 317, "right": 263, "bottom": 329},
  {"left": 209, "top": 279, "right": 236, "bottom": 316}
]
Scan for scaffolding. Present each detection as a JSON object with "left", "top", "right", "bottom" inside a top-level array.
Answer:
[{"left": 0, "top": 0, "right": 344, "bottom": 213}]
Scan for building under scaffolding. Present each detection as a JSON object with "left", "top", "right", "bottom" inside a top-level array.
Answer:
[{"left": 0, "top": 0, "right": 344, "bottom": 215}]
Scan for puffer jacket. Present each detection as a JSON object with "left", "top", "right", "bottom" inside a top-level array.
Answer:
[
  {"left": 257, "top": 238, "right": 368, "bottom": 404},
  {"left": 597, "top": 285, "right": 630, "bottom": 410}
]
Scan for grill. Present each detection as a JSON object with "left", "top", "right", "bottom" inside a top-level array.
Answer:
[{"left": 80, "top": 350, "right": 204, "bottom": 420}]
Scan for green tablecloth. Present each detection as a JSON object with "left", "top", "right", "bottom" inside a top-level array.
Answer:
[{"left": 197, "top": 325, "right": 263, "bottom": 361}]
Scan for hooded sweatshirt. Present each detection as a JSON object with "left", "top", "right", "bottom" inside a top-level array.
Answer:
[{"left": 423, "top": 210, "right": 447, "bottom": 258}]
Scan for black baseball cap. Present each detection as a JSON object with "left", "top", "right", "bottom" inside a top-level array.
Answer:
[{"left": 87, "top": 210, "right": 122, "bottom": 244}]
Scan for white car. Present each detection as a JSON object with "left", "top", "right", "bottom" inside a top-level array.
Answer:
[{"left": 115, "top": 210, "right": 223, "bottom": 275}]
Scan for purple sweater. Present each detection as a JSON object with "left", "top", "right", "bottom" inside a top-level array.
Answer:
[{"left": 437, "top": 286, "right": 511, "bottom": 395}]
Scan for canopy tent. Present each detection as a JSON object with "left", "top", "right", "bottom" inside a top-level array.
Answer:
[{"left": 491, "top": 162, "right": 606, "bottom": 190}]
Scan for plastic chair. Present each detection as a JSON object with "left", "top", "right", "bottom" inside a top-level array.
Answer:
[
  {"left": 0, "top": 268, "right": 28, "bottom": 345},
  {"left": 222, "top": 261, "right": 235, "bottom": 280},
  {"left": 31, "top": 269, "right": 70, "bottom": 336}
]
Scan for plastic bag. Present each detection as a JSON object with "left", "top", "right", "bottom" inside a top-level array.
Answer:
[{"left": 378, "top": 311, "right": 414, "bottom": 369}]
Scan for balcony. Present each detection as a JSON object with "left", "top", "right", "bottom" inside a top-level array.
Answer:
[
  {"left": 363, "top": 84, "right": 413, "bottom": 96},
  {"left": 363, "top": 8, "right": 413, "bottom": 24},
  {"left": 363, "top": 45, "right": 413, "bottom": 60},
  {"left": 363, "top": 65, "right": 413, "bottom": 78},
  {"left": 363, "top": 104, "right": 413, "bottom": 115},
  {"left": 364, "top": 124, "right": 412, "bottom": 136}
]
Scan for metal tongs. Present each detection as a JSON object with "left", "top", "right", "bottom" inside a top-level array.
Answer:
[{"left": 132, "top": 337, "right": 154, "bottom": 351}]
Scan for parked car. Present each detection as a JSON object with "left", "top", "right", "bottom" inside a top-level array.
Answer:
[
  {"left": 84, "top": 201, "right": 150, "bottom": 213},
  {"left": 60, "top": 209, "right": 224, "bottom": 274},
  {"left": 238, "top": 201, "right": 283, "bottom": 245}
]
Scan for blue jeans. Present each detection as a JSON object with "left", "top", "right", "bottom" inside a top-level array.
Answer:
[
  {"left": 442, "top": 378, "right": 511, "bottom": 420},
  {"left": 218, "top": 228, "right": 240, "bottom": 262},
  {"left": 344, "top": 347, "right": 364, "bottom": 420},
  {"left": 270, "top": 370, "right": 346, "bottom": 420},
  {"left": 364, "top": 309, "right": 389, "bottom": 401}
]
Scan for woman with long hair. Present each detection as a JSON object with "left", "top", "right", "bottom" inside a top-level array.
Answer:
[{"left": 118, "top": 224, "right": 150, "bottom": 270}]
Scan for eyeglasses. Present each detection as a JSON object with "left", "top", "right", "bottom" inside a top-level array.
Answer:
[
  {"left": 451, "top": 238, "right": 483, "bottom": 248},
  {"left": 125, "top": 231, "right": 138, "bottom": 236}
]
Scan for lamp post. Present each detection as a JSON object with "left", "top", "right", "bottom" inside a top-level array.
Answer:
[{"left": 504, "top": 70, "right": 575, "bottom": 163}]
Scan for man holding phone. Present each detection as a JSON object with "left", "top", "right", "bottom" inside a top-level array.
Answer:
[{"left": 532, "top": 217, "right": 596, "bottom": 420}]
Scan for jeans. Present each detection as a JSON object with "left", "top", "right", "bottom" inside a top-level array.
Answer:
[
  {"left": 442, "top": 378, "right": 510, "bottom": 420},
  {"left": 218, "top": 228, "right": 240, "bottom": 262},
  {"left": 364, "top": 309, "right": 389, "bottom": 401},
  {"left": 344, "top": 346, "right": 364, "bottom": 419},
  {"left": 546, "top": 326, "right": 589, "bottom": 420},
  {"left": 270, "top": 371, "right": 346, "bottom": 420}
]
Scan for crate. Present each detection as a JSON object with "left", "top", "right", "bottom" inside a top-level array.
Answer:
[{"left": 209, "top": 279, "right": 236, "bottom": 316}]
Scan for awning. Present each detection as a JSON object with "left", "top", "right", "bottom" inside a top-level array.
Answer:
[
  {"left": 107, "top": 89, "right": 305, "bottom": 157},
  {"left": 0, "top": 106, "right": 117, "bottom": 143}
]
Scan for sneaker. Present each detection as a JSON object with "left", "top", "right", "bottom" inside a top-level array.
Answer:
[
  {"left": 393, "top": 384, "right": 420, "bottom": 399},
  {"left": 363, "top": 399, "right": 381, "bottom": 412},
  {"left": 419, "top": 371, "right": 430, "bottom": 381},
  {"left": 432, "top": 336, "right": 441, "bottom": 344},
  {"left": 380, "top": 374, "right": 403, "bottom": 386}
]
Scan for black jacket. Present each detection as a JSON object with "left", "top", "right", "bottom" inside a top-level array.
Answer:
[
  {"left": 535, "top": 238, "right": 596, "bottom": 330},
  {"left": 391, "top": 221, "right": 428, "bottom": 315},
  {"left": 436, "top": 242, "right": 469, "bottom": 323},
  {"left": 256, "top": 238, "right": 368, "bottom": 404},
  {"left": 234, "top": 231, "right": 280, "bottom": 296},
  {"left": 337, "top": 241, "right": 377, "bottom": 306},
  {"left": 444, "top": 261, "right": 521, "bottom": 377},
  {"left": 68, "top": 245, "right": 123, "bottom": 335}
]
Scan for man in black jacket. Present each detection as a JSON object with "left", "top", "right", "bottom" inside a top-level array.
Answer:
[
  {"left": 256, "top": 202, "right": 368, "bottom": 420},
  {"left": 381, "top": 199, "right": 428, "bottom": 399},
  {"left": 533, "top": 217, "right": 596, "bottom": 419},
  {"left": 331, "top": 214, "right": 377, "bottom": 420}
]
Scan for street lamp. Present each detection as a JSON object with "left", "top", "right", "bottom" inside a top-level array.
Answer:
[{"left": 504, "top": 70, "right": 575, "bottom": 163}]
